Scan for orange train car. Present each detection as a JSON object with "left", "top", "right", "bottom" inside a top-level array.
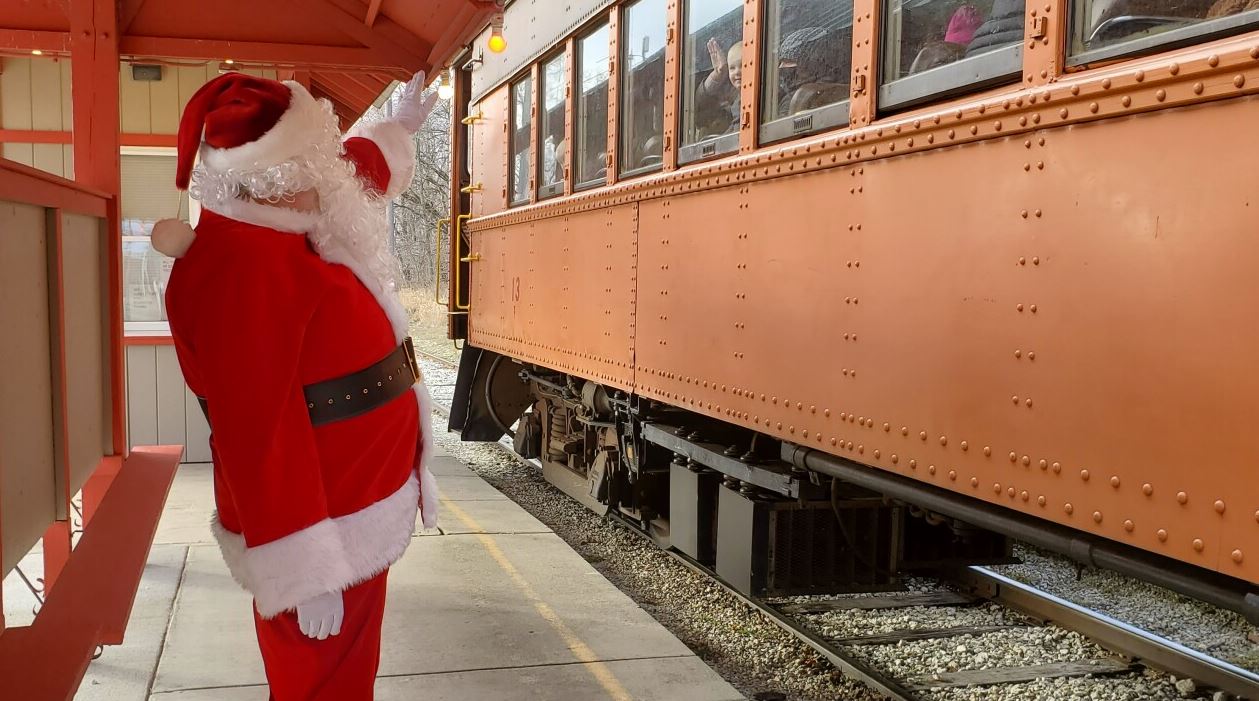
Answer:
[{"left": 442, "top": 0, "right": 1259, "bottom": 616}]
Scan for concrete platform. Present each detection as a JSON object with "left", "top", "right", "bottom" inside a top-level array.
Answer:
[{"left": 67, "top": 452, "right": 744, "bottom": 700}]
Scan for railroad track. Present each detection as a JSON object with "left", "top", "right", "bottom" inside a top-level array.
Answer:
[{"left": 416, "top": 351, "right": 1259, "bottom": 701}]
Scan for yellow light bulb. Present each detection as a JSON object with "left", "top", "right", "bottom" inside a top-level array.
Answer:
[{"left": 488, "top": 31, "right": 507, "bottom": 54}]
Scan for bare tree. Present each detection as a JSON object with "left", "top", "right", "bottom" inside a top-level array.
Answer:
[{"left": 362, "top": 87, "right": 453, "bottom": 292}]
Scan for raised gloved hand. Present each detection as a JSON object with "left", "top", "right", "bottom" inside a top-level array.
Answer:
[
  {"left": 296, "top": 590, "right": 344, "bottom": 640},
  {"left": 393, "top": 70, "right": 440, "bottom": 134}
]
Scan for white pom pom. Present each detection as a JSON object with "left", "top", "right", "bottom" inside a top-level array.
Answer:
[{"left": 151, "top": 219, "right": 196, "bottom": 258}]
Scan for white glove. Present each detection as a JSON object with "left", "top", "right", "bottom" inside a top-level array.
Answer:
[
  {"left": 393, "top": 71, "right": 439, "bottom": 134},
  {"left": 295, "top": 591, "right": 344, "bottom": 640}
]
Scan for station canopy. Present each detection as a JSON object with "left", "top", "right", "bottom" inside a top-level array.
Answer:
[{"left": 0, "top": 0, "right": 498, "bottom": 126}]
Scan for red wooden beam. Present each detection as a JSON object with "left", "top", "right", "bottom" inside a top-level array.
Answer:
[
  {"left": 313, "top": 72, "right": 377, "bottom": 110},
  {"left": 119, "top": 0, "right": 150, "bottom": 33},
  {"left": 70, "top": 0, "right": 126, "bottom": 491},
  {"left": 365, "top": 0, "right": 384, "bottom": 27},
  {"left": 0, "top": 29, "right": 70, "bottom": 53},
  {"left": 0, "top": 447, "right": 181, "bottom": 700},
  {"left": 0, "top": 130, "right": 177, "bottom": 147},
  {"left": 118, "top": 36, "right": 403, "bottom": 71},
  {"left": 0, "top": 159, "right": 110, "bottom": 217},
  {"left": 310, "top": 0, "right": 429, "bottom": 73}
]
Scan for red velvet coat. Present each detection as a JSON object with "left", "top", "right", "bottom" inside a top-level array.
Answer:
[{"left": 166, "top": 121, "right": 434, "bottom": 618}]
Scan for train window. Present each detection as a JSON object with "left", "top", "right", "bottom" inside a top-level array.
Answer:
[
  {"left": 620, "top": 0, "right": 668, "bottom": 177},
  {"left": 1069, "top": 0, "right": 1259, "bottom": 64},
  {"left": 509, "top": 75, "right": 533, "bottom": 206},
  {"left": 760, "top": 0, "right": 855, "bottom": 144},
  {"left": 879, "top": 0, "right": 1024, "bottom": 110},
  {"left": 576, "top": 23, "right": 611, "bottom": 189},
  {"left": 679, "top": 0, "right": 743, "bottom": 163},
  {"left": 538, "top": 52, "right": 568, "bottom": 199}
]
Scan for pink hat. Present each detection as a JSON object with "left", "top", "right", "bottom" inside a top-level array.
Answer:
[{"left": 945, "top": 5, "right": 983, "bottom": 45}]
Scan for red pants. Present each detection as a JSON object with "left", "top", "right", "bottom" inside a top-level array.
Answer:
[{"left": 254, "top": 571, "right": 389, "bottom": 701}]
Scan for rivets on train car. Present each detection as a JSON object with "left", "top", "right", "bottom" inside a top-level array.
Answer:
[
  {"left": 892, "top": 454, "right": 899, "bottom": 464},
  {"left": 1208, "top": 54, "right": 1220, "bottom": 67},
  {"left": 824, "top": 408, "right": 831, "bottom": 417},
  {"left": 1141, "top": 483, "right": 1153, "bottom": 496},
  {"left": 1070, "top": 85, "right": 1081, "bottom": 96},
  {"left": 882, "top": 422, "right": 891, "bottom": 432},
  {"left": 1019, "top": 116, "right": 1027, "bottom": 127},
  {"left": 858, "top": 445, "right": 865, "bottom": 454},
  {"left": 1193, "top": 538, "right": 1205, "bottom": 553},
  {"left": 1228, "top": 549, "right": 1245, "bottom": 564},
  {"left": 983, "top": 446, "right": 992, "bottom": 457},
  {"left": 1040, "top": 459, "right": 1049, "bottom": 470},
  {"left": 1030, "top": 304, "right": 1039, "bottom": 313},
  {"left": 1022, "top": 455, "right": 1032, "bottom": 466},
  {"left": 874, "top": 449, "right": 881, "bottom": 458},
  {"left": 1038, "top": 495, "right": 1047, "bottom": 506},
  {"left": 1157, "top": 529, "right": 1168, "bottom": 542},
  {"left": 1017, "top": 303, "right": 1025, "bottom": 312},
  {"left": 1251, "top": 47, "right": 1259, "bottom": 59},
  {"left": 1177, "top": 491, "right": 1188, "bottom": 504},
  {"left": 1156, "top": 89, "right": 1167, "bottom": 102},
  {"left": 1133, "top": 69, "right": 1145, "bottom": 83},
  {"left": 1009, "top": 451, "right": 1018, "bottom": 463},
  {"left": 1111, "top": 476, "right": 1121, "bottom": 488},
  {"left": 907, "top": 138, "right": 914, "bottom": 147},
  {"left": 1089, "top": 102, "right": 1099, "bottom": 113},
  {"left": 1121, "top": 95, "right": 1132, "bottom": 108},
  {"left": 928, "top": 134, "right": 936, "bottom": 144},
  {"left": 911, "top": 459, "right": 918, "bottom": 469},
  {"left": 1029, "top": 351, "right": 1037, "bottom": 360},
  {"left": 1124, "top": 520, "right": 1135, "bottom": 532},
  {"left": 831, "top": 437, "right": 838, "bottom": 446},
  {"left": 1235, "top": 75, "right": 1246, "bottom": 88},
  {"left": 847, "top": 441, "right": 854, "bottom": 449},
  {"left": 969, "top": 125, "right": 979, "bottom": 135},
  {"left": 921, "top": 431, "right": 929, "bottom": 441},
  {"left": 902, "top": 426, "right": 910, "bottom": 436},
  {"left": 777, "top": 422, "right": 783, "bottom": 429},
  {"left": 1080, "top": 469, "right": 1090, "bottom": 481},
  {"left": 1021, "top": 490, "right": 1029, "bottom": 501},
  {"left": 940, "top": 435, "right": 949, "bottom": 446},
  {"left": 928, "top": 464, "right": 936, "bottom": 475},
  {"left": 1019, "top": 257, "right": 1027, "bottom": 266},
  {"left": 1194, "top": 82, "right": 1205, "bottom": 94},
  {"left": 948, "top": 129, "right": 956, "bottom": 139},
  {"left": 1215, "top": 500, "right": 1227, "bottom": 514},
  {"left": 971, "top": 477, "right": 979, "bottom": 487},
  {"left": 1064, "top": 503, "right": 1074, "bottom": 514}
]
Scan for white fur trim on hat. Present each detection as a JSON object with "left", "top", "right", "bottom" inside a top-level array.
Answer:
[
  {"left": 201, "top": 81, "right": 329, "bottom": 174},
  {"left": 344, "top": 119, "right": 416, "bottom": 200},
  {"left": 211, "top": 473, "right": 420, "bottom": 618}
]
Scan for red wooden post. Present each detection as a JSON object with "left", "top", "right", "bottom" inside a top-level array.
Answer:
[{"left": 70, "top": 0, "right": 124, "bottom": 525}]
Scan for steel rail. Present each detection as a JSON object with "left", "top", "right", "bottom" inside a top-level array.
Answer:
[{"left": 957, "top": 567, "right": 1259, "bottom": 700}]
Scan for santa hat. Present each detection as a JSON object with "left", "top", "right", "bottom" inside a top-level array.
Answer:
[{"left": 176, "top": 73, "right": 328, "bottom": 190}]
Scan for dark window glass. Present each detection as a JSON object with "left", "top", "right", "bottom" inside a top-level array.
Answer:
[
  {"left": 1071, "top": 0, "right": 1259, "bottom": 61},
  {"left": 761, "top": 0, "right": 854, "bottom": 140},
  {"left": 510, "top": 75, "right": 532, "bottom": 205},
  {"left": 539, "top": 53, "right": 567, "bottom": 197},
  {"left": 576, "top": 24, "right": 611, "bottom": 187},
  {"left": 621, "top": 0, "right": 668, "bottom": 175},
  {"left": 680, "top": 0, "right": 743, "bottom": 160},
  {"left": 880, "top": 0, "right": 1023, "bottom": 108}
]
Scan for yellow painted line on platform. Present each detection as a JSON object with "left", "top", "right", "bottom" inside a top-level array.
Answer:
[{"left": 440, "top": 497, "right": 633, "bottom": 701}]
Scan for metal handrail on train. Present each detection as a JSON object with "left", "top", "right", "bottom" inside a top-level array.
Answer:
[{"left": 452, "top": 214, "right": 474, "bottom": 311}]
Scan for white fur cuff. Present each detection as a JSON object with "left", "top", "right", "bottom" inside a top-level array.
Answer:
[
  {"left": 344, "top": 119, "right": 416, "bottom": 200},
  {"left": 211, "top": 473, "right": 420, "bottom": 618}
]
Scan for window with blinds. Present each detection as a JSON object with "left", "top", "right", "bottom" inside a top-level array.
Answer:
[{"left": 121, "top": 152, "right": 187, "bottom": 326}]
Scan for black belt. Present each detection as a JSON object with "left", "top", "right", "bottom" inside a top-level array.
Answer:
[{"left": 197, "top": 337, "right": 420, "bottom": 428}]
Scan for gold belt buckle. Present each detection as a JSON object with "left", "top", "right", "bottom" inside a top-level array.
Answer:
[{"left": 402, "top": 336, "right": 422, "bottom": 383}]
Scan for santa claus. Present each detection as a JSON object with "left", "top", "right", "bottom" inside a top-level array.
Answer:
[{"left": 154, "top": 71, "right": 439, "bottom": 700}]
